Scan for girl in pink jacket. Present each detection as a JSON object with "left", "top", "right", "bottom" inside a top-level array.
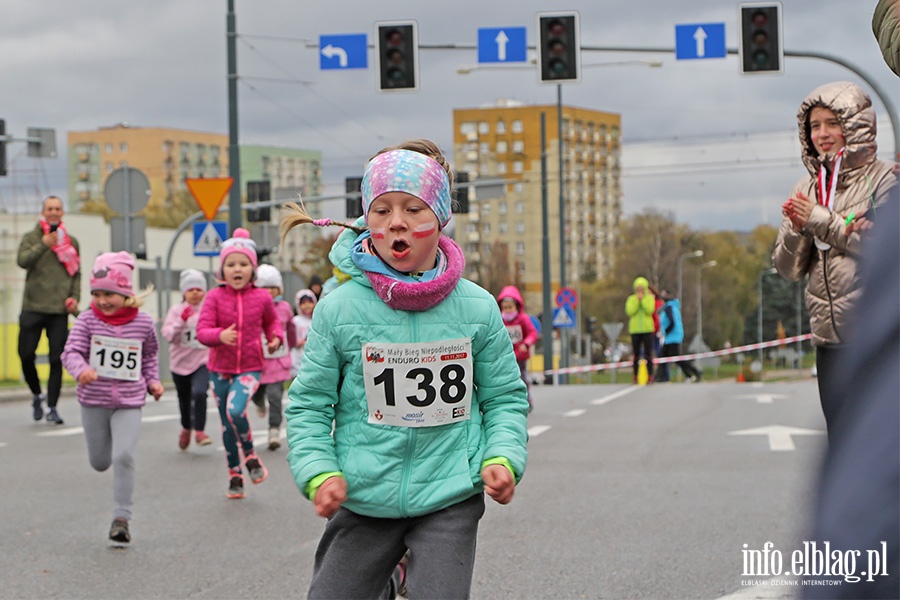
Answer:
[
  {"left": 61, "top": 252, "right": 164, "bottom": 544},
  {"left": 497, "top": 285, "right": 539, "bottom": 413},
  {"left": 249, "top": 264, "right": 296, "bottom": 451},
  {"left": 196, "top": 228, "right": 282, "bottom": 500},
  {"left": 161, "top": 268, "right": 212, "bottom": 451}
]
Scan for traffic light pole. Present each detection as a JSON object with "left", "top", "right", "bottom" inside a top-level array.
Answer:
[{"left": 226, "top": 0, "right": 242, "bottom": 234}]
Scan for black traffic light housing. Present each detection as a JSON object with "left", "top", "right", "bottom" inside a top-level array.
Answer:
[
  {"left": 376, "top": 21, "right": 419, "bottom": 92},
  {"left": 246, "top": 180, "right": 271, "bottom": 222},
  {"left": 345, "top": 176, "right": 363, "bottom": 219},
  {"left": 739, "top": 2, "right": 783, "bottom": 75},
  {"left": 453, "top": 171, "right": 470, "bottom": 214},
  {"left": 537, "top": 12, "right": 581, "bottom": 84}
]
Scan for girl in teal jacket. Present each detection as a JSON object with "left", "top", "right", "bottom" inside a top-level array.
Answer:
[{"left": 280, "top": 139, "right": 529, "bottom": 599}]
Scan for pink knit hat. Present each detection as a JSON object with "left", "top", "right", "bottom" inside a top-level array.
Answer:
[
  {"left": 218, "top": 227, "right": 258, "bottom": 279},
  {"left": 90, "top": 251, "right": 135, "bottom": 297}
]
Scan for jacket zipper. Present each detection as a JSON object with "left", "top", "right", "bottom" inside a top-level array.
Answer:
[
  {"left": 820, "top": 250, "right": 841, "bottom": 343},
  {"left": 236, "top": 291, "right": 243, "bottom": 371},
  {"left": 398, "top": 311, "right": 420, "bottom": 517}
]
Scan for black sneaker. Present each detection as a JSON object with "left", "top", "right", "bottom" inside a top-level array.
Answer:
[
  {"left": 32, "top": 394, "right": 45, "bottom": 421},
  {"left": 245, "top": 457, "right": 268, "bottom": 484},
  {"left": 226, "top": 476, "right": 245, "bottom": 499},
  {"left": 109, "top": 518, "right": 130, "bottom": 543},
  {"left": 46, "top": 408, "right": 64, "bottom": 425}
]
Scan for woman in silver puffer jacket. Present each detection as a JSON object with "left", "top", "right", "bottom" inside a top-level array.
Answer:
[{"left": 772, "top": 80, "right": 897, "bottom": 437}]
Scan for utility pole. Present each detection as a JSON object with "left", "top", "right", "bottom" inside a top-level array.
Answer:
[{"left": 226, "top": 0, "right": 241, "bottom": 234}]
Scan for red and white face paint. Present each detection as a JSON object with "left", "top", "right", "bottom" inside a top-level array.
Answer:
[{"left": 367, "top": 191, "right": 441, "bottom": 274}]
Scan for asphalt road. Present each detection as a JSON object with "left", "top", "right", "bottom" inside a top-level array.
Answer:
[{"left": 0, "top": 379, "right": 826, "bottom": 599}]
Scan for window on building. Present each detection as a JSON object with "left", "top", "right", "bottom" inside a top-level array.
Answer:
[
  {"left": 512, "top": 140, "right": 524, "bottom": 154},
  {"left": 105, "top": 162, "right": 114, "bottom": 173},
  {"left": 511, "top": 119, "right": 524, "bottom": 133},
  {"left": 105, "top": 144, "right": 113, "bottom": 154},
  {"left": 515, "top": 200, "right": 524, "bottom": 213},
  {"left": 120, "top": 142, "right": 128, "bottom": 153},
  {"left": 516, "top": 221, "right": 525, "bottom": 234},
  {"left": 478, "top": 122, "right": 490, "bottom": 134},
  {"left": 513, "top": 183, "right": 524, "bottom": 194},
  {"left": 497, "top": 140, "right": 507, "bottom": 154},
  {"left": 499, "top": 201, "right": 507, "bottom": 215},
  {"left": 497, "top": 162, "right": 507, "bottom": 175},
  {"left": 512, "top": 161, "right": 524, "bottom": 173},
  {"left": 482, "top": 242, "right": 492, "bottom": 255},
  {"left": 516, "top": 242, "right": 525, "bottom": 255},
  {"left": 466, "top": 243, "right": 478, "bottom": 254},
  {"left": 479, "top": 142, "right": 489, "bottom": 154},
  {"left": 460, "top": 122, "right": 476, "bottom": 135},
  {"left": 499, "top": 221, "right": 508, "bottom": 234},
  {"left": 496, "top": 120, "right": 506, "bottom": 134},
  {"left": 481, "top": 202, "right": 491, "bottom": 216},
  {"left": 482, "top": 223, "right": 491, "bottom": 235},
  {"left": 466, "top": 222, "right": 477, "bottom": 234}
]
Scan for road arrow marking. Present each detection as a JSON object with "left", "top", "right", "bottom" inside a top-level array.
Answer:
[
  {"left": 321, "top": 44, "right": 348, "bottom": 67},
  {"left": 495, "top": 30, "right": 509, "bottom": 61},
  {"left": 694, "top": 27, "right": 708, "bottom": 57},
  {"left": 736, "top": 393, "right": 789, "bottom": 404},
  {"left": 728, "top": 425, "right": 824, "bottom": 451}
]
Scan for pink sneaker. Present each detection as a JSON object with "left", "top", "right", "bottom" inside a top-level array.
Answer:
[
  {"left": 195, "top": 431, "right": 212, "bottom": 446},
  {"left": 178, "top": 429, "right": 191, "bottom": 450}
]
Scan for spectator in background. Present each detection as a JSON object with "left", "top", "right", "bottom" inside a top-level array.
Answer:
[
  {"left": 16, "top": 195, "right": 81, "bottom": 425},
  {"left": 625, "top": 277, "right": 656, "bottom": 383},
  {"left": 658, "top": 290, "right": 702, "bottom": 383},
  {"left": 772, "top": 81, "right": 897, "bottom": 438},
  {"left": 308, "top": 274, "right": 324, "bottom": 301}
]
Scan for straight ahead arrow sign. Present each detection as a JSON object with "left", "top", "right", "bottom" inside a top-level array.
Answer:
[
  {"left": 693, "top": 26, "right": 708, "bottom": 57},
  {"left": 495, "top": 30, "right": 509, "bottom": 61},
  {"left": 728, "top": 425, "right": 824, "bottom": 451}
]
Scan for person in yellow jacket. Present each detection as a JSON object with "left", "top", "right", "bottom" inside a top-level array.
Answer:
[{"left": 625, "top": 276, "right": 657, "bottom": 383}]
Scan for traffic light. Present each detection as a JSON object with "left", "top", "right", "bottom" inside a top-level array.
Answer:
[
  {"left": 0, "top": 119, "right": 6, "bottom": 177},
  {"left": 345, "top": 176, "right": 363, "bottom": 219},
  {"left": 376, "top": 22, "right": 418, "bottom": 92},
  {"left": 739, "top": 2, "right": 783, "bottom": 75},
  {"left": 246, "top": 180, "right": 271, "bottom": 222},
  {"left": 537, "top": 12, "right": 580, "bottom": 83},
  {"left": 453, "top": 171, "right": 469, "bottom": 214}
]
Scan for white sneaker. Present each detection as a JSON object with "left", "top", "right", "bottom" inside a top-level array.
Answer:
[{"left": 268, "top": 427, "right": 281, "bottom": 451}]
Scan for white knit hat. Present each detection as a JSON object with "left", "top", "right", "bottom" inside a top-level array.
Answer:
[
  {"left": 179, "top": 268, "right": 207, "bottom": 294},
  {"left": 255, "top": 264, "right": 283, "bottom": 289}
]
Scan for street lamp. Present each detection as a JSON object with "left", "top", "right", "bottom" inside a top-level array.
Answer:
[
  {"left": 697, "top": 260, "right": 717, "bottom": 348},
  {"left": 757, "top": 267, "right": 778, "bottom": 366},
  {"left": 678, "top": 250, "right": 704, "bottom": 301}
]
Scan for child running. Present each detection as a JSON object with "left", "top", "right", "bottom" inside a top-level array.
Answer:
[
  {"left": 497, "top": 285, "right": 539, "bottom": 413},
  {"left": 161, "top": 268, "right": 212, "bottom": 450},
  {"left": 289, "top": 288, "right": 316, "bottom": 379},
  {"left": 280, "top": 139, "right": 529, "bottom": 599},
  {"left": 61, "top": 251, "right": 164, "bottom": 543},
  {"left": 250, "top": 264, "right": 296, "bottom": 451},
  {"left": 196, "top": 228, "right": 282, "bottom": 499}
]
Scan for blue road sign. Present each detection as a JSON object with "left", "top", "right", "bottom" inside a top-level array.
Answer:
[
  {"left": 193, "top": 221, "right": 227, "bottom": 257},
  {"left": 320, "top": 34, "right": 368, "bottom": 70},
  {"left": 477, "top": 27, "right": 527, "bottom": 63},
  {"left": 675, "top": 23, "right": 726, "bottom": 60},
  {"left": 552, "top": 306, "right": 576, "bottom": 329}
]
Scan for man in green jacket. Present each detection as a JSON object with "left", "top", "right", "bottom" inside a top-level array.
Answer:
[
  {"left": 16, "top": 196, "right": 81, "bottom": 424},
  {"left": 625, "top": 276, "right": 656, "bottom": 383}
]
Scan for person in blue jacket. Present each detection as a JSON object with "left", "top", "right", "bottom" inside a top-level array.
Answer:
[
  {"left": 279, "top": 139, "right": 529, "bottom": 600},
  {"left": 658, "top": 290, "right": 702, "bottom": 383}
]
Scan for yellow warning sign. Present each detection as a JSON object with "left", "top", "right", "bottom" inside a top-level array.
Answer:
[{"left": 185, "top": 177, "right": 233, "bottom": 220}]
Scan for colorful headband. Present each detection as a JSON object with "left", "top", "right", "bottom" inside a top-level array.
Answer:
[{"left": 361, "top": 149, "right": 452, "bottom": 228}]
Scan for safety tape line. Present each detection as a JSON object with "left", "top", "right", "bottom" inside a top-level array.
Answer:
[{"left": 543, "top": 334, "right": 812, "bottom": 375}]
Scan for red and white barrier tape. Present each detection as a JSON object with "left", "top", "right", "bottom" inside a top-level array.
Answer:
[{"left": 542, "top": 334, "right": 812, "bottom": 375}]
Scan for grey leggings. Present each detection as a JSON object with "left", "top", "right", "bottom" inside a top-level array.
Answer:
[
  {"left": 81, "top": 406, "right": 142, "bottom": 520},
  {"left": 251, "top": 382, "right": 284, "bottom": 428},
  {"left": 308, "top": 493, "right": 485, "bottom": 600}
]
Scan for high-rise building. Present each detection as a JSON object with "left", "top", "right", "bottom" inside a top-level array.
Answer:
[{"left": 452, "top": 100, "right": 622, "bottom": 308}]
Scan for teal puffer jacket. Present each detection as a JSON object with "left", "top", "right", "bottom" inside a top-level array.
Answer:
[{"left": 285, "top": 226, "right": 528, "bottom": 519}]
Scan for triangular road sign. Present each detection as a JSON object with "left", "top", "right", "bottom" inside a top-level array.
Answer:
[
  {"left": 194, "top": 221, "right": 225, "bottom": 254},
  {"left": 186, "top": 177, "right": 233, "bottom": 220}
]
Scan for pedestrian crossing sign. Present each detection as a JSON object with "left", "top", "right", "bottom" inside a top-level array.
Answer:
[
  {"left": 552, "top": 306, "right": 575, "bottom": 329},
  {"left": 192, "top": 221, "right": 227, "bottom": 256}
]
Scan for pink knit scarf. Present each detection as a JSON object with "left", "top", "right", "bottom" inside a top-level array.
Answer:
[
  {"left": 40, "top": 218, "right": 80, "bottom": 276},
  {"left": 364, "top": 236, "right": 465, "bottom": 311}
]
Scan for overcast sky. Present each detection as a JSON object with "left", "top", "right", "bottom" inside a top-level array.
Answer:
[{"left": 0, "top": 0, "right": 896, "bottom": 231}]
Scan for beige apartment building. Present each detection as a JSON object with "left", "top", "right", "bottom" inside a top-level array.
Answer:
[{"left": 452, "top": 100, "right": 622, "bottom": 309}]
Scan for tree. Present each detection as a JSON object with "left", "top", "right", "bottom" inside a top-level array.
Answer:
[
  {"left": 298, "top": 231, "right": 338, "bottom": 283},
  {"left": 479, "top": 240, "right": 513, "bottom": 297}
]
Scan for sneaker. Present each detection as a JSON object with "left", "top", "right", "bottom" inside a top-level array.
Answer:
[
  {"left": 46, "top": 408, "right": 64, "bottom": 425},
  {"left": 32, "top": 393, "right": 45, "bottom": 421},
  {"left": 268, "top": 427, "right": 281, "bottom": 451},
  {"left": 195, "top": 431, "right": 212, "bottom": 446},
  {"left": 226, "top": 475, "right": 245, "bottom": 499},
  {"left": 178, "top": 429, "right": 191, "bottom": 450},
  {"left": 109, "top": 518, "right": 130, "bottom": 543},
  {"left": 245, "top": 456, "right": 268, "bottom": 484}
]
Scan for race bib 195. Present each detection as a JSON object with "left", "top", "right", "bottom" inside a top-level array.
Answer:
[
  {"left": 89, "top": 335, "right": 142, "bottom": 381},
  {"left": 362, "top": 338, "right": 473, "bottom": 428}
]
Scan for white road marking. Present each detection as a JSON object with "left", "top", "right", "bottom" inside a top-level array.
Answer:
[
  {"left": 590, "top": 386, "right": 639, "bottom": 406},
  {"left": 527, "top": 425, "right": 551, "bottom": 437},
  {"left": 563, "top": 409, "right": 586, "bottom": 418},
  {"left": 728, "top": 425, "right": 824, "bottom": 451}
]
